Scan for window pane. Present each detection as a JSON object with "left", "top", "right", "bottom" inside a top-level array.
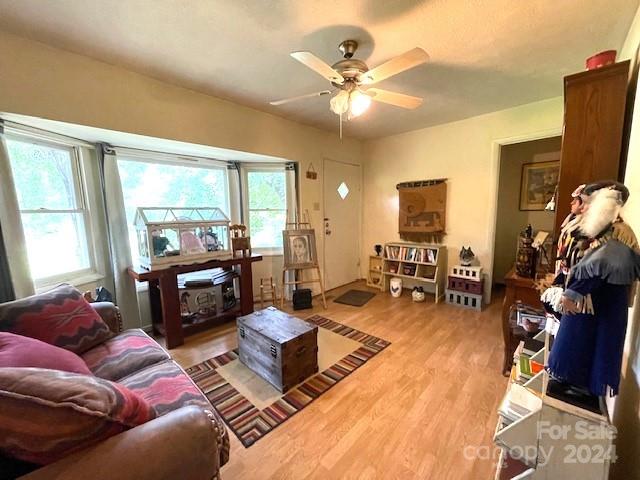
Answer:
[
  {"left": 249, "top": 210, "right": 285, "bottom": 248},
  {"left": 21, "top": 212, "right": 90, "bottom": 279},
  {"left": 247, "top": 171, "right": 286, "bottom": 210},
  {"left": 117, "top": 160, "right": 229, "bottom": 259},
  {"left": 6, "top": 139, "right": 77, "bottom": 210}
]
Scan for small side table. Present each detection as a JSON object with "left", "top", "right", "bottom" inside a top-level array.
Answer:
[
  {"left": 501, "top": 267, "right": 543, "bottom": 375},
  {"left": 128, "top": 255, "right": 262, "bottom": 349}
]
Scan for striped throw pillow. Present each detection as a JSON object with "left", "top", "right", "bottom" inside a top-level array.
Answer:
[{"left": 0, "top": 368, "right": 156, "bottom": 465}]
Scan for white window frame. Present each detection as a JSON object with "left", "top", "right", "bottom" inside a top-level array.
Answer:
[
  {"left": 241, "top": 164, "right": 288, "bottom": 256},
  {"left": 116, "top": 152, "right": 230, "bottom": 216},
  {"left": 5, "top": 133, "right": 102, "bottom": 289},
  {"left": 116, "top": 151, "right": 231, "bottom": 268}
]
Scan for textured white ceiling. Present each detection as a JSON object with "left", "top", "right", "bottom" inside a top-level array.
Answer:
[{"left": 0, "top": 0, "right": 637, "bottom": 139}]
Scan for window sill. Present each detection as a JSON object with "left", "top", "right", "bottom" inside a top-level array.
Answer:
[
  {"left": 35, "top": 272, "right": 105, "bottom": 294},
  {"left": 253, "top": 248, "right": 283, "bottom": 257}
]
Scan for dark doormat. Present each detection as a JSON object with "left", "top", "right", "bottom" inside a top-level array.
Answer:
[{"left": 333, "top": 290, "right": 376, "bottom": 307}]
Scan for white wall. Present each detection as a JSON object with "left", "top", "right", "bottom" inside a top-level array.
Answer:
[
  {"left": 609, "top": 5, "right": 640, "bottom": 479},
  {"left": 361, "top": 97, "right": 564, "bottom": 296},
  {"left": 0, "top": 30, "right": 363, "bottom": 315}
]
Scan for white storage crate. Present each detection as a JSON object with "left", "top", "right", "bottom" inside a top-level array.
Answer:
[
  {"left": 445, "top": 289, "right": 483, "bottom": 311},
  {"left": 450, "top": 265, "right": 483, "bottom": 280}
]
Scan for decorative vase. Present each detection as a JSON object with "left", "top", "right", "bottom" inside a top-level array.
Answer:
[
  {"left": 516, "top": 225, "right": 536, "bottom": 278},
  {"left": 390, "top": 277, "right": 403, "bottom": 298},
  {"left": 412, "top": 287, "right": 425, "bottom": 302}
]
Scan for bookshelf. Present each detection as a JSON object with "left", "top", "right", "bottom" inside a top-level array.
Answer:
[
  {"left": 366, "top": 255, "right": 384, "bottom": 291},
  {"left": 382, "top": 242, "right": 446, "bottom": 303},
  {"left": 493, "top": 327, "right": 614, "bottom": 479}
]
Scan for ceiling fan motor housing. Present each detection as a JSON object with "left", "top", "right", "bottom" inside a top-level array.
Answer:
[
  {"left": 331, "top": 58, "right": 369, "bottom": 88},
  {"left": 338, "top": 39, "right": 358, "bottom": 58}
]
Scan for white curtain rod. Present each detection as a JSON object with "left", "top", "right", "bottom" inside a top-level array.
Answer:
[
  {"left": 111, "top": 145, "right": 235, "bottom": 167},
  {"left": 0, "top": 119, "right": 95, "bottom": 148}
]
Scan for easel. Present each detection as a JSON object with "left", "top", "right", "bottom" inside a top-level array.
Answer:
[{"left": 281, "top": 210, "right": 327, "bottom": 309}]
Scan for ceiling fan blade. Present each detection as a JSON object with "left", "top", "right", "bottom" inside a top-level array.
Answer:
[
  {"left": 360, "top": 47, "right": 429, "bottom": 85},
  {"left": 269, "top": 90, "right": 332, "bottom": 106},
  {"left": 290, "top": 51, "right": 345, "bottom": 84},
  {"left": 366, "top": 88, "right": 423, "bottom": 109}
]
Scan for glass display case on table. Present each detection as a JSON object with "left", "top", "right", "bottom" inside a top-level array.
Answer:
[{"left": 134, "top": 207, "right": 231, "bottom": 269}]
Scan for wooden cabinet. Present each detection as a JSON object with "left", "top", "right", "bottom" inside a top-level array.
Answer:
[{"left": 554, "top": 61, "right": 630, "bottom": 236}]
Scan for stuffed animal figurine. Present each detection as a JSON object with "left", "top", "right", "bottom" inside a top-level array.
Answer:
[
  {"left": 459, "top": 246, "right": 475, "bottom": 266},
  {"left": 412, "top": 286, "right": 426, "bottom": 302}
]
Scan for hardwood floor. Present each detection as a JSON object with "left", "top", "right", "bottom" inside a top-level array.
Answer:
[{"left": 165, "top": 281, "right": 508, "bottom": 480}]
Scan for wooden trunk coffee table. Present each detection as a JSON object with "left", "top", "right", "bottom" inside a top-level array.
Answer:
[{"left": 237, "top": 306, "right": 318, "bottom": 392}]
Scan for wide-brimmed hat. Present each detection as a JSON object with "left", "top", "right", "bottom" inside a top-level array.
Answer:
[{"left": 580, "top": 180, "right": 629, "bottom": 205}]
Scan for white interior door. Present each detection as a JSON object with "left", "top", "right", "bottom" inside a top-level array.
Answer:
[{"left": 323, "top": 158, "right": 361, "bottom": 291}]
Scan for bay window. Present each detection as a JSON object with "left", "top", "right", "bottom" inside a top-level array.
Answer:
[
  {"left": 117, "top": 156, "right": 230, "bottom": 261},
  {"left": 5, "top": 137, "right": 96, "bottom": 287},
  {"left": 243, "top": 166, "right": 288, "bottom": 252}
]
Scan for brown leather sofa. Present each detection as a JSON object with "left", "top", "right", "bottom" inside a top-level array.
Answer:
[{"left": 15, "top": 302, "right": 230, "bottom": 480}]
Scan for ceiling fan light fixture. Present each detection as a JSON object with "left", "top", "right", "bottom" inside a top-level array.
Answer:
[
  {"left": 329, "top": 89, "right": 350, "bottom": 115},
  {"left": 349, "top": 89, "right": 372, "bottom": 118}
]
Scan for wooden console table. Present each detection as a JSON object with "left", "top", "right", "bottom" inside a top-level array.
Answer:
[
  {"left": 128, "top": 255, "right": 262, "bottom": 349},
  {"left": 501, "top": 267, "right": 543, "bottom": 375}
]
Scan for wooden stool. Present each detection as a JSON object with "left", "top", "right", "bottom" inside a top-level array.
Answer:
[{"left": 260, "top": 277, "right": 279, "bottom": 308}]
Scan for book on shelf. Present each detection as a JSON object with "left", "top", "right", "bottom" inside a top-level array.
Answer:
[
  {"left": 384, "top": 244, "right": 439, "bottom": 264},
  {"left": 518, "top": 355, "right": 533, "bottom": 380},
  {"left": 516, "top": 303, "right": 545, "bottom": 327},
  {"left": 513, "top": 341, "right": 544, "bottom": 383},
  {"left": 385, "top": 246, "right": 401, "bottom": 259},
  {"left": 498, "top": 384, "right": 542, "bottom": 425},
  {"left": 498, "top": 450, "right": 532, "bottom": 479}
]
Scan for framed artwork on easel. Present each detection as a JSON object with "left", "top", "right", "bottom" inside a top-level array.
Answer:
[
  {"left": 283, "top": 229, "right": 317, "bottom": 269},
  {"left": 281, "top": 210, "right": 327, "bottom": 309}
]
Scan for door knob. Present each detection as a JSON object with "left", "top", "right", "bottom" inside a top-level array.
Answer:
[{"left": 325, "top": 229, "right": 332, "bottom": 235}]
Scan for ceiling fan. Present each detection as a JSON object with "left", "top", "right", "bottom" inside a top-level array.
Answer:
[{"left": 270, "top": 39, "right": 429, "bottom": 133}]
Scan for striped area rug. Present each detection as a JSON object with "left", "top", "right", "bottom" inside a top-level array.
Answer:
[{"left": 186, "top": 315, "right": 390, "bottom": 447}]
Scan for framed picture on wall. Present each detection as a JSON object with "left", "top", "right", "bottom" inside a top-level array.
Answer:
[
  {"left": 282, "top": 229, "right": 318, "bottom": 269},
  {"left": 519, "top": 161, "right": 560, "bottom": 211}
]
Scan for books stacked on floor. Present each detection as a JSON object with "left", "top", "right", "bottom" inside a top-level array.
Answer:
[{"left": 498, "top": 384, "right": 542, "bottom": 426}]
